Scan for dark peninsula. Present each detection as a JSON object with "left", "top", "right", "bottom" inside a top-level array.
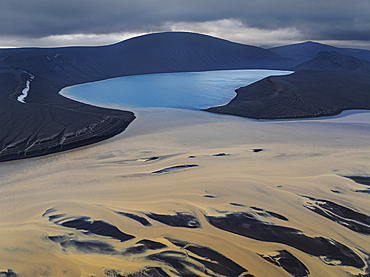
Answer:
[{"left": 206, "top": 51, "right": 370, "bottom": 119}]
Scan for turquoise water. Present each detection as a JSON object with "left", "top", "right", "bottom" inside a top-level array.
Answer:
[{"left": 61, "top": 70, "right": 292, "bottom": 109}]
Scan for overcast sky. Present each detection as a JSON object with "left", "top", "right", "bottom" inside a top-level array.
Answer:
[{"left": 1, "top": 0, "right": 370, "bottom": 49}]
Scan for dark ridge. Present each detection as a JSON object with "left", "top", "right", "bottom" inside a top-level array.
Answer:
[
  {"left": 184, "top": 244, "right": 248, "bottom": 276},
  {"left": 148, "top": 250, "right": 252, "bottom": 277},
  {"left": 205, "top": 70, "right": 370, "bottom": 119},
  {"left": 124, "top": 245, "right": 145, "bottom": 255},
  {"left": 239, "top": 206, "right": 289, "bottom": 221},
  {"left": 48, "top": 235, "right": 68, "bottom": 243},
  {"left": 136, "top": 239, "right": 167, "bottom": 250},
  {"left": 166, "top": 237, "right": 246, "bottom": 273},
  {"left": 188, "top": 155, "right": 196, "bottom": 158},
  {"left": 145, "top": 156, "right": 159, "bottom": 161},
  {"left": 252, "top": 149, "right": 263, "bottom": 153},
  {"left": 105, "top": 268, "right": 170, "bottom": 277},
  {"left": 148, "top": 251, "right": 193, "bottom": 275},
  {"left": 259, "top": 250, "right": 309, "bottom": 277},
  {"left": 165, "top": 238, "right": 187, "bottom": 248},
  {"left": 146, "top": 212, "right": 201, "bottom": 228},
  {"left": 48, "top": 235, "right": 117, "bottom": 254},
  {"left": 344, "top": 176, "right": 370, "bottom": 186},
  {"left": 265, "top": 211, "right": 289, "bottom": 221},
  {"left": 269, "top": 41, "right": 370, "bottom": 64},
  {"left": 0, "top": 270, "right": 18, "bottom": 277},
  {"left": 356, "top": 189, "right": 370, "bottom": 194},
  {"left": 293, "top": 51, "right": 370, "bottom": 73},
  {"left": 303, "top": 197, "right": 370, "bottom": 235},
  {"left": 47, "top": 214, "right": 65, "bottom": 221},
  {"left": 204, "top": 195, "right": 216, "bottom": 198},
  {"left": 58, "top": 217, "right": 135, "bottom": 242},
  {"left": 230, "top": 203, "right": 246, "bottom": 207},
  {"left": 42, "top": 208, "right": 56, "bottom": 217},
  {"left": 49, "top": 235, "right": 167, "bottom": 257},
  {"left": 152, "top": 164, "right": 198, "bottom": 174},
  {"left": 206, "top": 212, "right": 365, "bottom": 268},
  {"left": 115, "top": 211, "right": 151, "bottom": 226},
  {"left": 168, "top": 238, "right": 254, "bottom": 276},
  {"left": 123, "top": 240, "right": 168, "bottom": 255},
  {"left": 331, "top": 190, "right": 341, "bottom": 194},
  {"left": 344, "top": 176, "right": 370, "bottom": 193},
  {"left": 250, "top": 206, "right": 263, "bottom": 211},
  {"left": 213, "top": 153, "right": 230, "bottom": 157},
  {"left": 104, "top": 269, "right": 125, "bottom": 277}
]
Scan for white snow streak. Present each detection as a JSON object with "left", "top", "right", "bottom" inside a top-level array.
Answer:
[{"left": 17, "top": 70, "right": 35, "bottom": 104}]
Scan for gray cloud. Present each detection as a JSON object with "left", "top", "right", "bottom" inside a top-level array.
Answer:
[{"left": 0, "top": 0, "right": 369, "bottom": 47}]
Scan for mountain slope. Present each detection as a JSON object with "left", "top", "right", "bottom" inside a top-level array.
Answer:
[
  {"left": 206, "top": 70, "right": 370, "bottom": 119},
  {"left": 269, "top": 41, "right": 370, "bottom": 65},
  {"left": 4, "top": 32, "right": 291, "bottom": 87},
  {"left": 206, "top": 51, "right": 370, "bottom": 119},
  {"left": 293, "top": 51, "right": 370, "bottom": 73}
]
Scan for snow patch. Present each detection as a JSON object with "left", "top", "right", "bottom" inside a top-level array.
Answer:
[{"left": 17, "top": 70, "right": 35, "bottom": 104}]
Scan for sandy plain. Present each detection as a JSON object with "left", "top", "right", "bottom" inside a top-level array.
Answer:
[{"left": 1, "top": 107, "right": 370, "bottom": 276}]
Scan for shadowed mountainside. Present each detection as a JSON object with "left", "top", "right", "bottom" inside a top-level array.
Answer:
[
  {"left": 293, "top": 51, "right": 370, "bottom": 73},
  {"left": 206, "top": 51, "right": 370, "bottom": 119},
  {"left": 269, "top": 41, "right": 370, "bottom": 64},
  {"left": 3, "top": 32, "right": 293, "bottom": 89},
  {"left": 0, "top": 32, "right": 292, "bottom": 162}
]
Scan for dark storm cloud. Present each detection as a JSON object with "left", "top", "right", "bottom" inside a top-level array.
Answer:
[{"left": 0, "top": 0, "right": 369, "bottom": 42}]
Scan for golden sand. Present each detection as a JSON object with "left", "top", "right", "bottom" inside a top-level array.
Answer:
[{"left": 1, "top": 108, "right": 370, "bottom": 276}]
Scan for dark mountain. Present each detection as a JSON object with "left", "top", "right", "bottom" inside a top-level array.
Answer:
[
  {"left": 269, "top": 41, "right": 370, "bottom": 65},
  {"left": 205, "top": 70, "right": 370, "bottom": 119},
  {"left": 0, "top": 32, "right": 291, "bottom": 162},
  {"left": 4, "top": 32, "right": 291, "bottom": 87},
  {"left": 293, "top": 51, "right": 370, "bottom": 73},
  {"left": 206, "top": 48, "right": 370, "bottom": 119},
  {"left": 355, "top": 50, "right": 370, "bottom": 62}
]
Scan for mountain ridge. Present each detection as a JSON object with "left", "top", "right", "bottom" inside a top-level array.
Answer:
[
  {"left": 206, "top": 51, "right": 370, "bottom": 119},
  {"left": 269, "top": 41, "right": 370, "bottom": 64}
]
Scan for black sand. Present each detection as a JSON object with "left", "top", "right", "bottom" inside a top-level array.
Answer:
[{"left": 206, "top": 211, "right": 366, "bottom": 268}]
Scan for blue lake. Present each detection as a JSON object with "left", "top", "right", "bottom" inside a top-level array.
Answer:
[{"left": 60, "top": 70, "right": 292, "bottom": 110}]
